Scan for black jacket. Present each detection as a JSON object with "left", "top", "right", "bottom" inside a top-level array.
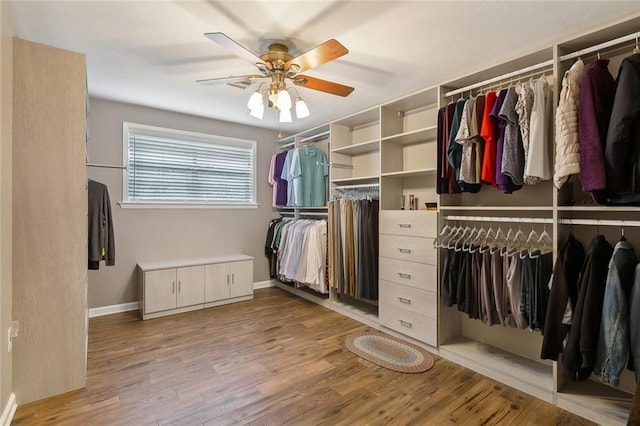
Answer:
[
  {"left": 605, "top": 53, "right": 640, "bottom": 205},
  {"left": 562, "top": 235, "right": 613, "bottom": 381},
  {"left": 541, "top": 234, "right": 585, "bottom": 360}
]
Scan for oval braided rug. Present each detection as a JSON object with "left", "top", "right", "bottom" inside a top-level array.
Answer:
[{"left": 345, "top": 331, "right": 434, "bottom": 373}]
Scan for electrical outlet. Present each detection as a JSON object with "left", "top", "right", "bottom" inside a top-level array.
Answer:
[{"left": 7, "top": 321, "right": 19, "bottom": 352}]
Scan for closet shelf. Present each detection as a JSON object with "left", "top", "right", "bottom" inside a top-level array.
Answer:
[
  {"left": 381, "top": 126, "right": 437, "bottom": 145},
  {"left": 558, "top": 205, "right": 640, "bottom": 212},
  {"left": 332, "top": 175, "right": 380, "bottom": 185},
  {"left": 439, "top": 205, "right": 554, "bottom": 211},
  {"left": 556, "top": 382, "right": 632, "bottom": 426},
  {"left": 331, "top": 139, "right": 379, "bottom": 156},
  {"left": 438, "top": 336, "right": 554, "bottom": 403},
  {"left": 381, "top": 168, "right": 437, "bottom": 178}
]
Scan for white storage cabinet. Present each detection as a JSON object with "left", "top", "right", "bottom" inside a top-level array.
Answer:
[{"left": 139, "top": 255, "right": 254, "bottom": 320}]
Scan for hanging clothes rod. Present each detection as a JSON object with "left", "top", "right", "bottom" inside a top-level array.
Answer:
[
  {"left": 559, "top": 31, "right": 640, "bottom": 62},
  {"left": 299, "top": 130, "right": 330, "bottom": 144},
  {"left": 299, "top": 211, "right": 328, "bottom": 217},
  {"left": 334, "top": 183, "right": 380, "bottom": 190},
  {"left": 444, "top": 215, "right": 553, "bottom": 224},
  {"left": 444, "top": 59, "right": 554, "bottom": 98},
  {"left": 279, "top": 141, "right": 295, "bottom": 149},
  {"left": 559, "top": 218, "right": 640, "bottom": 227},
  {"left": 86, "top": 163, "right": 126, "bottom": 170},
  {"left": 316, "top": 161, "right": 353, "bottom": 169}
]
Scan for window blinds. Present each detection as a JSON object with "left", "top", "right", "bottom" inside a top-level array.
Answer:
[{"left": 126, "top": 128, "right": 255, "bottom": 204}]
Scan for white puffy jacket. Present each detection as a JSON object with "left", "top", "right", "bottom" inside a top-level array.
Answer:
[{"left": 554, "top": 59, "right": 585, "bottom": 189}]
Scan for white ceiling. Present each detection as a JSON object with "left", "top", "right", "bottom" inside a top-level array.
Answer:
[{"left": 8, "top": 1, "right": 640, "bottom": 133}]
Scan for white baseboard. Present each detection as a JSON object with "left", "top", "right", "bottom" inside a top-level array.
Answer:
[
  {"left": 89, "top": 301, "right": 139, "bottom": 318},
  {"left": 1, "top": 393, "right": 16, "bottom": 426},
  {"left": 90, "top": 281, "right": 273, "bottom": 318},
  {"left": 253, "top": 280, "right": 275, "bottom": 289}
]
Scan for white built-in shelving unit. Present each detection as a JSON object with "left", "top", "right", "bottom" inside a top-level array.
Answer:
[{"left": 273, "top": 12, "right": 640, "bottom": 425}]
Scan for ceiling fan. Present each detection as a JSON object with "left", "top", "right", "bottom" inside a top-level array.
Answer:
[{"left": 197, "top": 33, "right": 354, "bottom": 121}]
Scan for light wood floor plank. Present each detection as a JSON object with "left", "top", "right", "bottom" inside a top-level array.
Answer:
[{"left": 13, "top": 287, "right": 594, "bottom": 425}]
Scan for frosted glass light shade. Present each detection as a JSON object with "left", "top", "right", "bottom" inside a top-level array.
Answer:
[
  {"left": 249, "top": 104, "right": 264, "bottom": 119},
  {"left": 279, "top": 108, "right": 292, "bottom": 123},
  {"left": 276, "top": 89, "right": 292, "bottom": 110},
  {"left": 247, "top": 90, "right": 263, "bottom": 109},
  {"left": 295, "top": 98, "right": 310, "bottom": 118}
]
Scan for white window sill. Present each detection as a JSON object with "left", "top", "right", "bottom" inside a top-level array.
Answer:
[{"left": 118, "top": 202, "right": 259, "bottom": 210}]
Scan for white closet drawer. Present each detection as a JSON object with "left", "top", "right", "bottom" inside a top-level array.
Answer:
[
  {"left": 379, "top": 280, "right": 436, "bottom": 318},
  {"left": 379, "top": 257, "right": 437, "bottom": 291},
  {"left": 379, "top": 210, "right": 437, "bottom": 238},
  {"left": 379, "top": 234, "right": 437, "bottom": 265},
  {"left": 379, "top": 303, "right": 436, "bottom": 346}
]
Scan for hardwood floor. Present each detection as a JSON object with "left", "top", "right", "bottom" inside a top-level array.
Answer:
[{"left": 13, "top": 287, "right": 594, "bottom": 425}]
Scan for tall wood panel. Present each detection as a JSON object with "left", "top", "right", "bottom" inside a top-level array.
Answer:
[{"left": 12, "top": 38, "right": 87, "bottom": 404}]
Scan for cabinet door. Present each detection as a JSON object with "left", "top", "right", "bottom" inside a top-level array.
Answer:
[
  {"left": 204, "top": 263, "right": 230, "bottom": 302},
  {"left": 229, "top": 260, "right": 253, "bottom": 298},
  {"left": 176, "top": 265, "right": 205, "bottom": 308},
  {"left": 145, "top": 269, "right": 177, "bottom": 313}
]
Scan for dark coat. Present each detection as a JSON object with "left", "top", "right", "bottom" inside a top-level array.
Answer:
[
  {"left": 605, "top": 53, "right": 640, "bottom": 205},
  {"left": 541, "top": 234, "right": 585, "bottom": 361},
  {"left": 562, "top": 235, "right": 613, "bottom": 381},
  {"left": 88, "top": 179, "right": 115, "bottom": 269}
]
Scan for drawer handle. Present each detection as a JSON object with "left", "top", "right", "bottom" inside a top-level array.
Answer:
[
  {"left": 398, "top": 223, "right": 412, "bottom": 228},
  {"left": 399, "top": 319, "right": 413, "bottom": 328},
  {"left": 398, "top": 297, "right": 411, "bottom": 304},
  {"left": 398, "top": 248, "right": 412, "bottom": 254},
  {"left": 398, "top": 272, "right": 412, "bottom": 279}
]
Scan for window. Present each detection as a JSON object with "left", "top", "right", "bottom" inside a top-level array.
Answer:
[{"left": 123, "top": 122, "right": 256, "bottom": 207}]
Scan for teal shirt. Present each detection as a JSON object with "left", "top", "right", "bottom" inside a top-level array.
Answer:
[{"left": 291, "top": 145, "right": 328, "bottom": 207}]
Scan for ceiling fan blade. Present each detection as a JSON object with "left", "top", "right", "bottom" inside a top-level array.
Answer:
[
  {"left": 293, "top": 75, "right": 354, "bottom": 97},
  {"left": 204, "top": 32, "right": 270, "bottom": 70},
  {"left": 286, "top": 39, "right": 348, "bottom": 73},
  {"left": 196, "top": 75, "right": 265, "bottom": 86}
]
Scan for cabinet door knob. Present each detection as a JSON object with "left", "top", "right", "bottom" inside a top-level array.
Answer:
[
  {"left": 227, "top": 274, "right": 230, "bottom": 285},
  {"left": 398, "top": 272, "right": 412, "bottom": 279},
  {"left": 172, "top": 282, "right": 175, "bottom": 294},
  {"left": 178, "top": 281, "right": 181, "bottom": 292},
  {"left": 232, "top": 273, "right": 235, "bottom": 284},
  {"left": 398, "top": 248, "right": 412, "bottom": 254}
]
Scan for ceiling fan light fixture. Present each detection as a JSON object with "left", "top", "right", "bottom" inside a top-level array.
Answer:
[
  {"left": 295, "top": 97, "right": 310, "bottom": 119},
  {"left": 279, "top": 108, "right": 292, "bottom": 123},
  {"left": 268, "top": 89, "right": 279, "bottom": 107},
  {"left": 276, "top": 88, "right": 292, "bottom": 111},
  {"left": 247, "top": 90, "right": 263, "bottom": 110},
  {"left": 249, "top": 103, "right": 264, "bottom": 120}
]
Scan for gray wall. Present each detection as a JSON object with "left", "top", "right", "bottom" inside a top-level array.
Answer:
[
  {"left": 86, "top": 98, "right": 278, "bottom": 309},
  {"left": 1, "top": 0, "right": 13, "bottom": 413}
]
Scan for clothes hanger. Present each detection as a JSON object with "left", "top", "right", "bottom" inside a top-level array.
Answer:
[
  {"left": 469, "top": 226, "right": 487, "bottom": 253},
  {"left": 499, "top": 226, "right": 515, "bottom": 256},
  {"left": 453, "top": 225, "right": 473, "bottom": 252},
  {"left": 620, "top": 221, "right": 626, "bottom": 242},
  {"left": 433, "top": 224, "right": 452, "bottom": 248},
  {"left": 490, "top": 226, "right": 506, "bottom": 254},
  {"left": 520, "top": 226, "right": 540, "bottom": 259},
  {"left": 461, "top": 226, "right": 479, "bottom": 252},
  {"left": 506, "top": 225, "right": 528, "bottom": 258},
  {"left": 634, "top": 34, "right": 640, "bottom": 54},
  {"left": 440, "top": 225, "right": 457, "bottom": 249},
  {"left": 478, "top": 225, "right": 495, "bottom": 253}
]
